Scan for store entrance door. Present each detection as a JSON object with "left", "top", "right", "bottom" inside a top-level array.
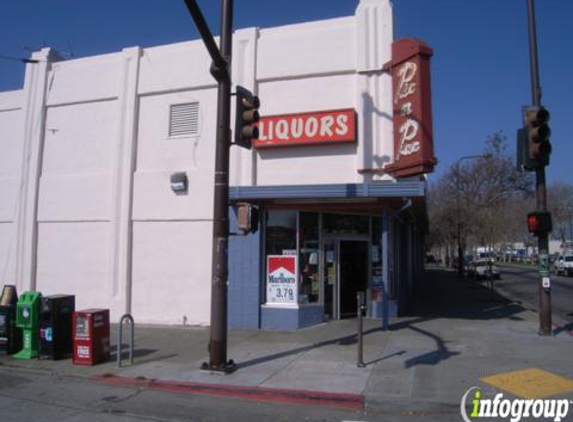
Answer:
[
  {"left": 339, "top": 240, "right": 369, "bottom": 318},
  {"left": 322, "top": 237, "right": 369, "bottom": 320}
]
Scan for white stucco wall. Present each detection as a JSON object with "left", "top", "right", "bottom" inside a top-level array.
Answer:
[
  {"left": 36, "top": 98, "right": 117, "bottom": 311},
  {"left": 0, "top": 90, "right": 24, "bottom": 290},
  {"left": 0, "top": 0, "right": 394, "bottom": 325},
  {"left": 131, "top": 221, "right": 212, "bottom": 325}
]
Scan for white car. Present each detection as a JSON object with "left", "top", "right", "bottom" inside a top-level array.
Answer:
[
  {"left": 554, "top": 255, "right": 573, "bottom": 277},
  {"left": 472, "top": 260, "right": 500, "bottom": 280}
]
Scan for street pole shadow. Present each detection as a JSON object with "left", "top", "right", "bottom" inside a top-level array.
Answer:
[
  {"left": 236, "top": 326, "right": 385, "bottom": 370},
  {"left": 365, "top": 350, "right": 406, "bottom": 366},
  {"left": 402, "top": 325, "right": 460, "bottom": 368}
]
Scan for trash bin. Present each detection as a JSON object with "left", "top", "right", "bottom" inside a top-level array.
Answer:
[
  {"left": 73, "top": 309, "right": 110, "bottom": 365},
  {"left": 39, "top": 295, "right": 75, "bottom": 360},
  {"left": 13, "top": 291, "right": 41, "bottom": 359},
  {"left": 0, "top": 285, "right": 22, "bottom": 355}
]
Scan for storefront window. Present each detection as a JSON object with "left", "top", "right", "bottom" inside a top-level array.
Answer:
[
  {"left": 265, "top": 211, "right": 297, "bottom": 255},
  {"left": 323, "top": 213, "right": 369, "bottom": 235},
  {"left": 265, "top": 211, "right": 298, "bottom": 305},
  {"left": 371, "top": 217, "right": 383, "bottom": 284},
  {"left": 264, "top": 211, "right": 320, "bottom": 305},
  {"left": 371, "top": 217, "right": 384, "bottom": 304},
  {"left": 299, "top": 212, "right": 319, "bottom": 304}
]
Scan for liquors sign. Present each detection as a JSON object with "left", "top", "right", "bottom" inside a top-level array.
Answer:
[
  {"left": 384, "top": 38, "right": 437, "bottom": 177},
  {"left": 254, "top": 109, "right": 356, "bottom": 149},
  {"left": 266, "top": 256, "right": 298, "bottom": 304}
]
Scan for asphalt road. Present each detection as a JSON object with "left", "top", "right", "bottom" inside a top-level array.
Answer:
[{"left": 495, "top": 263, "right": 573, "bottom": 326}]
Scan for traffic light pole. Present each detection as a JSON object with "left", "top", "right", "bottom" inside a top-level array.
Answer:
[
  {"left": 209, "top": 0, "right": 233, "bottom": 370},
  {"left": 527, "top": 0, "right": 552, "bottom": 336},
  {"left": 183, "top": 0, "right": 235, "bottom": 371}
]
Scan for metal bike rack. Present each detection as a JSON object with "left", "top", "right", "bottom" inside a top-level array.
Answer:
[{"left": 117, "top": 314, "right": 135, "bottom": 368}]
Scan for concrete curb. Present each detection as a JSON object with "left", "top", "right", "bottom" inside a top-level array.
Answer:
[{"left": 93, "top": 375, "right": 365, "bottom": 410}]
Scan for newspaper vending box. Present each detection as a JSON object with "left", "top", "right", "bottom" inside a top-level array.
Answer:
[{"left": 73, "top": 309, "right": 110, "bottom": 365}]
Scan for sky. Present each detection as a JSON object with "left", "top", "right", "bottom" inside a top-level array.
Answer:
[{"left": 1, "top": 0, "right": 571, "bottom": 184}]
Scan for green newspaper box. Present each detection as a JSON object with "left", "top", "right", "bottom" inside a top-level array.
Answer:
[{"left": 13, "top": 291, "right": 41, "bottom": 359}]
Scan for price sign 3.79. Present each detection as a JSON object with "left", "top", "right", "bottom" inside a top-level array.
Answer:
[{"left": 266, "top": 256, "right": 298, "bottom": 305}]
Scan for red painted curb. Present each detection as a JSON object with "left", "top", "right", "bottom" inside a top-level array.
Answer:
[{"left": 93, "top": 375, "right": 364, "bottom": 410}]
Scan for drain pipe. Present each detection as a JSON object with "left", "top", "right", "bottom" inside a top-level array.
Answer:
[{"left": 390, "top": 198, "right": 413, "bottom": 221}]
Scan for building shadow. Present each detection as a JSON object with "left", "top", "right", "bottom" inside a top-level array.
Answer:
[
  {"left": 384, "top": 266, "right": 532, "bottom": 368},
  {"left": 402, "top": 267, "right": 528, "bottom": 321}
]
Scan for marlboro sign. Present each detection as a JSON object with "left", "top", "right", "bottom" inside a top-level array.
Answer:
[
  {"left": 254, "top": 109, "right": 356, "bottom": 149},
  {"left": 266, "top": 256, "right": 298, "bottom": 304}
]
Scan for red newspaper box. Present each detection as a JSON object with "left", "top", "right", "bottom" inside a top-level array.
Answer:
[{"left": 73, "top": 309, "right": 110, "bottom": 365}]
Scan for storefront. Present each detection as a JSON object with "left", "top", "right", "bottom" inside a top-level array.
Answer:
[{"left": 228, "top": 181, "right": 427, "bottom": 330}]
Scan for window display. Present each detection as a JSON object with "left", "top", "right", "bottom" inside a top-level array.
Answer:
[
  {"left": 265, "top": 210, "right": 297, "bottom": 256},
  {"left": 371, "top": 217, "right": 384, "bottom": 306},
  {"left": 299, "top": 212, "right": 319, "bottom": 303},
  {"left": 265, "top": 211, "right": 320, "bottom": 305},
  {"left": 265, "top": 211, "right": 297, "bottom": 305},
  {"left": 264, "top": 210, "right": 378, "bottom": 308}
]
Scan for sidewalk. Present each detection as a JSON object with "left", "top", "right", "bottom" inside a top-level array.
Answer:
[{"left": 2, "top": 267, "right": 573, "bottom": 412}]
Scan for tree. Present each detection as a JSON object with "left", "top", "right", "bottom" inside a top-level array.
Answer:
[
  {"left": 426, "top": 177, "right": 458, "bottom": 264},
  {"left": 427, "top": 132, "right": 534, "bottom": 265},
  {"left": 547, "top": 182, "right": 573, "bottom": 243}
]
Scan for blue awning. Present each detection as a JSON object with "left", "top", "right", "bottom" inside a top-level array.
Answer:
[{"left": 230, "top": 181, "right": 425, "bottom": 200}]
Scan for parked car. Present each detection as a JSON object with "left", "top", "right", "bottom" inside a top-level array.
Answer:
[
  {"left": 554, "top": 255, "right": 573, "bottom": 277},
  {"left": 471, "top": 260, "right": 500, "bottom": 280},
  {"left": 477, "top": 251, "right": 496, "bottom": 263},
  {"left": 463, "top": 256, "right": 475, "bottom": 276}
]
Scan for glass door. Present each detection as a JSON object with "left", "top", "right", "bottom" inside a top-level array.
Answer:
[
  {"left": 339, "top": 240, "right": 369, "bottom": 318},
  {"left": 322, "top": 236, "right": 370, "bottom": 320}
]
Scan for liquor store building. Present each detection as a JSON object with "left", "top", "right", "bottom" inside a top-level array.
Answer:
[{"left": 0, "top": 0, "right": 436, "bottom": 330}]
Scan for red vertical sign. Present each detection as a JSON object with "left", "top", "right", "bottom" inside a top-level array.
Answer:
[{"left": 384, "top": 38, "right": 437, "bottom": 177}]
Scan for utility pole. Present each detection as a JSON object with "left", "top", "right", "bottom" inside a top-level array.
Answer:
[
  {"left": 183, "top": 0, "right": 236, "bottom": 372},
  {"left": 527, "top": 0, "right": 552, "bottom": 336}
]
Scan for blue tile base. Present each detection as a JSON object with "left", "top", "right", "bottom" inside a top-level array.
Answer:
[
  {"left": 260, "top": 300, "right": 398, "bottom": 331},
  {"left": 261, "top": 305, "right": 324, "bottom": 330}
]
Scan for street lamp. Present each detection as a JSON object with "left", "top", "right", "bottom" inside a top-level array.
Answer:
[{"left": 455, "top": 154, "right": 490, "bottom": 278}]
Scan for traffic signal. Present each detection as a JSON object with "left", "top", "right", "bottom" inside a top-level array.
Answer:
[
  {"left": 234, "top": 85, "right": 260, "bottom": 149},
  {"left": 237, "top": 203, "right": 259, "bottom": 234},
  {"left": 527, "top": 211, "right": 552, "bottom": 237},
  {"left": 524, "top": 106, "right": 551, "bottom": 168},
  {"left": 516, "top": 127, "right": 533, "bottom": 171}
]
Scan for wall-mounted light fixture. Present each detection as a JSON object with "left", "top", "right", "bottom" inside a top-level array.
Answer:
[{"left": 170, "top": 172, "right": 188, "bottom": 193}]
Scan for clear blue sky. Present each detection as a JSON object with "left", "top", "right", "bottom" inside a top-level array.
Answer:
[{"left": 1, "top": 0, "right": 571, "bottom": 183}]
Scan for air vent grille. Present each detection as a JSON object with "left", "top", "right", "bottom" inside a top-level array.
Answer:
[{"left": 169, "top": 102, "right": 199, "bottom": 137}]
